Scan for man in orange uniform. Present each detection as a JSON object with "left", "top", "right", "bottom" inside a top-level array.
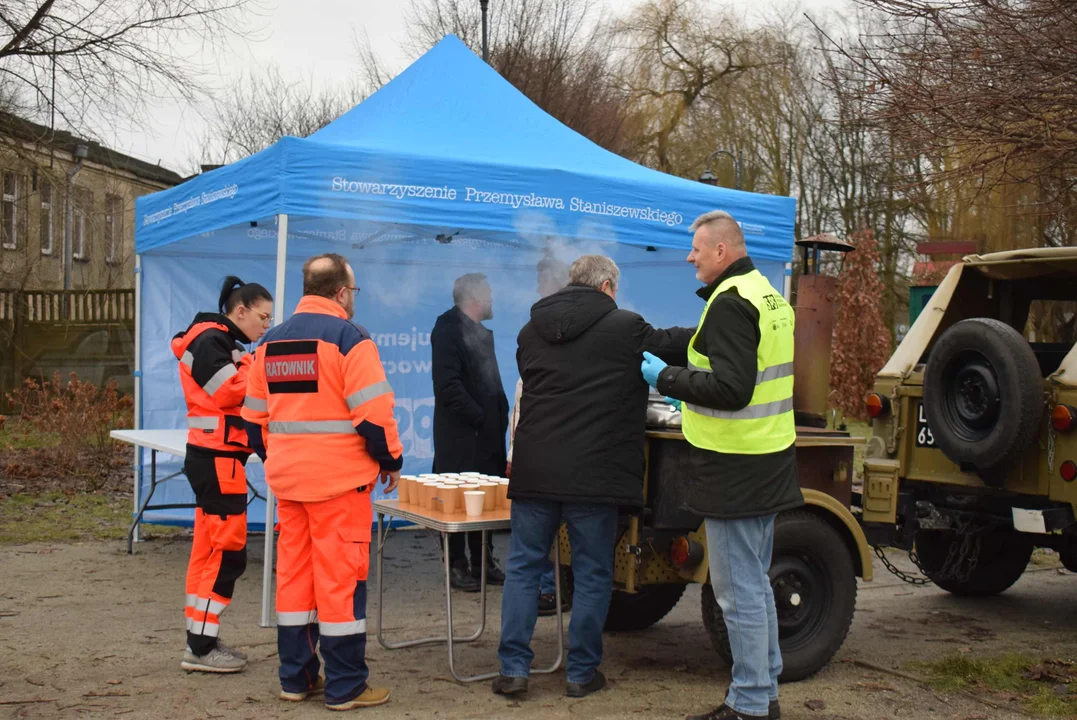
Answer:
[{"left": 242, "top": 254, "right": 401, "bottom": 710}]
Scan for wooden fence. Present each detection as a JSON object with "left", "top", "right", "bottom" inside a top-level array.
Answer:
[
  {"left": 0, "top": 289, "right": 135, "bottom": 323},
  {"left": 0, "top": 289, "right": 135, "bottom": 413}
]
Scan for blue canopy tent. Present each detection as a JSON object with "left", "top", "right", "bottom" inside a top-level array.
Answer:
[{"left": 131, "top": 35, "right": 796, "bottom": 539}]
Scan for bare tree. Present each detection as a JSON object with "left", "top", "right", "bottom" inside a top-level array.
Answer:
[
  {"left": 615, "top": 0, "right": 790, "bottom": 174},
  {"left": 195, "top": 65, "right": 363, "bottom": 167},
  {"left": 394, "top": 0, "right": 635, "bottom": 153},
  {"left": 831, "top": 0, "right": 1077, "bottom": 218},
  {"left": 0, "top": 0, "right": 258, "bottom": 135}
]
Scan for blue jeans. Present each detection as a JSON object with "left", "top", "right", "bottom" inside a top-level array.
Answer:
[
  {"left": 539, "top": 561, "right": 555, "bottom": 595},
  {"left": 705, "top": 515, "right": 781, "bottom": 717},
  {"left": 498, "top": 499, "right": 618, "bottom": 684}
]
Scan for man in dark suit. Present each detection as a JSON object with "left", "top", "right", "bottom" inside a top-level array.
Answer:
[{"left": 431, "top": 273, "right": 509, "bottom": 591}]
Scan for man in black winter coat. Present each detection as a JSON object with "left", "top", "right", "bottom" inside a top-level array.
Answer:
[
  {"left": 492, "top": 255, "right": 693, "bottom": 699},
  {"left": 431, "top": 273, "right": 509, "bottom": 591}
]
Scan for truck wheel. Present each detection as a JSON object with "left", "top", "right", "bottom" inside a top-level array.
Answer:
[
  {"left": 701, "top": 511, "right": 857, "bottom": 682},
  {"left": 604, "top": 584, "right": 686, "bottom": 632},
  {"left": 914, "top": 529, "right": 1032, "bottom": 596},
  {"left": 923, "top": 318, "right": 1043, "bottom": 476}
]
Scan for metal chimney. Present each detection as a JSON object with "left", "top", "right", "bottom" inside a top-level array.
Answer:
[{"left": 793, "top": 234, "right": 854, "bottom": 428}]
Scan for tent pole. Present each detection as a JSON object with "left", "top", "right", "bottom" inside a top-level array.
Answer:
[
  {"left": 132, "top": 254, "right": 142, "bottom": 544},
  {"left": 260, "top": 213, "right": 288, "bottom": 629}
]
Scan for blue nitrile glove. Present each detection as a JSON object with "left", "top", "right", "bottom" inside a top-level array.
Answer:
[
  {"left": 664, "top": 396, "right": 682, "bottom": 412},
  {"left": 641, "top": 351, "right": 667, "bottom": 388}
]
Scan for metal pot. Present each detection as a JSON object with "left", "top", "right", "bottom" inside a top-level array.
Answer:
[{"left": 647, "top": 388, "right": 682, "bottom": 428}]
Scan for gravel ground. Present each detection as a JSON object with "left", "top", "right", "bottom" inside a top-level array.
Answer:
[{"left": 1, "top": 529, "right": 1075, "bottom": 719}]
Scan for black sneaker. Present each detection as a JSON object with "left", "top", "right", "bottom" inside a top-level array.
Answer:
[
  {"left": 769, "top": 699, "right": 780, "bottom": 719},
  {"left": 473, "top": 558, "right": 505, "bottom": 585},
  {"left": 450, "top": 562, "right": 480, "bottom": 592},
  {"left": 566, "top": 669, "right": 606, "bottom": 698},
  {"left": 685, "top": 704, "right": 768, "bottom": 720},
  {"left": 491, "top": 674, "right": 528, "bottom": 696},
  {"left": 537, "top": 592, "right": 571, "bottom": 617}
]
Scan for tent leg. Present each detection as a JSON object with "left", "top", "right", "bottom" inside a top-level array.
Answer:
[
  {"left": 132, "top": 255, "right": 143, "bottom": 546},
  {"left": 260, "top": 213, "right": 288, "bottom": 629},
  {"left": 260, "top": 487, "right": 275, "bottom": 628}
]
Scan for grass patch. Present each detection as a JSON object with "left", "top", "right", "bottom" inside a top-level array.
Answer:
[
  {"left": 0, "top": 492, "right": 184, "bottom": 544},
  {"left": 913, "top": 654, "right": 1077, "bottom": 717},
  {"left": 1031, "top": 548, "right": 1063, "bottom": 568},
  {"left": 0, "top": 419, "right": 60, "bottom": 450}
]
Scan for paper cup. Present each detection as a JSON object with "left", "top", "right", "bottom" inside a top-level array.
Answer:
[
  {"left": 458, "top": 483, "right": 480, "bottom": 492},
  {"left": 442, "top": 479, "right": 465, "bottom": 485},
  {"left": 475, "top": 482, "right": 497, "bottom": 511},
  {"left": 440, "top": 485, "right": 461, "bottom": 513},
  {"left": 407, "top": 477, "right": 420, "bottom": 505},
  {"left": 435, "top": 484, "right": 457, "bottom": 513},
  {"left": 463, "top": 491, "right": 485, "bottom": 517},
  {"left": 421, "top": 481, "right": 440, "bottom": 510},
  {"left": 496, "top": 482, "right": 509, "bottom": 509},
  {"left": 460, "top": 472, "right": 482, "bottom": 478},
  {"left": 398, "top": 477, "right": 412, "bottom": 504}
]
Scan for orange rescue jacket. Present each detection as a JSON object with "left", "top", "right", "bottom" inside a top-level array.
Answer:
[
  {"left": 172, "top": 314, "right": 254, "bottom": 454},
  {"left": 241, "top": 296, "right": 403, "bottom": 502}
]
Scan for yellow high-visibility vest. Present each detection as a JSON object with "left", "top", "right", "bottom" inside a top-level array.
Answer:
[{"left": 681, "top": 269, "right": 796, "bottom": 455}]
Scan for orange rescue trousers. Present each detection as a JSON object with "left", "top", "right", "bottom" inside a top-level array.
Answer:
[
  {"left": 275, "top": 485, "right": 372, "bottom": 706},
  {"left": 183, "top": 447, "right": 249, "bottom": 656}
]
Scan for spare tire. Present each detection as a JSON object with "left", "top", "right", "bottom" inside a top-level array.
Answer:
[{"left": 923, "top": 318, "right": 1043, "bottom": 475}]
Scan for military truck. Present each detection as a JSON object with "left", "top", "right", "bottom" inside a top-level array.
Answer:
[
  {"left": 555, "top": 237, "right": 875, "bottom": 681},
  {"left": 859, "top": 248, "right": 1077, "bottom": 595}
]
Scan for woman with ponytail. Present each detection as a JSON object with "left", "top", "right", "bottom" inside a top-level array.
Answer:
[{"left": 170, "top": 275, "right": 273, "bottom": 674}]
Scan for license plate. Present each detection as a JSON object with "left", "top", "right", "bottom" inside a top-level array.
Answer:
[{"left": 915, "top": 402, "right": 937, "bottom": 448}]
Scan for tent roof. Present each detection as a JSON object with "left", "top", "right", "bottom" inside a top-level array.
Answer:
[
  {"left": 134, "top": 36, "right": 796, "bottom": 261},
  {"left": 311, "top": 37, "right": 666, "bottom": 179}
]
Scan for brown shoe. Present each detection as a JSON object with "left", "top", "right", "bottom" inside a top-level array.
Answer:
[
  {"left": 326, "top": 686, "right": 391, "bottom": 710},
  {"left": 279, "top": 675, "right": 325, "bottom": 702}
]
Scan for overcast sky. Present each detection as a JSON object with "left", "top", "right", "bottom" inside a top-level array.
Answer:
[{"left": 99, "top": 0, "right": 853, "bottom": 175}]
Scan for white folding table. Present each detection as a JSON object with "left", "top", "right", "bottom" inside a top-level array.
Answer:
[
  {"left": 110, "top": 429, "right": 276, "bottom": 627},
  {"left": 373, "top": 499, "right": 564, "bottom": 683}
]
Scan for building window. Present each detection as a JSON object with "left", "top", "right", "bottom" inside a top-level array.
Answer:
[
  {"left": 105, "top": 194, "right": 122, "bottom": 264},
  {"left": 73, "top": 187, "right": 92, "bottom": 261},
  {"left": 2, "top": 171, "right": 18, "bottom": 250},
  {"left": 40, "top": 180, "right": 53, "bottom": 255}
]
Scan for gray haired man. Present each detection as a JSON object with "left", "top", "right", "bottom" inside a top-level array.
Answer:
[{"left": 495, "top": 255, "right": 692, "bottom": 698}]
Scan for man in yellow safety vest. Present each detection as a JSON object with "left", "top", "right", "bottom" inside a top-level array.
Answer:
[{"left": 641, "top": 210, "right": 803, "bottom": 720}]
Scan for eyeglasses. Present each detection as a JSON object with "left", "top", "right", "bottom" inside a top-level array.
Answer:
[
  {"left": 253, "top": 309, "right": 272, "bottom": 326},
  {"left": 341, "top": 286, "right": 361, "bottom": 295}
]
